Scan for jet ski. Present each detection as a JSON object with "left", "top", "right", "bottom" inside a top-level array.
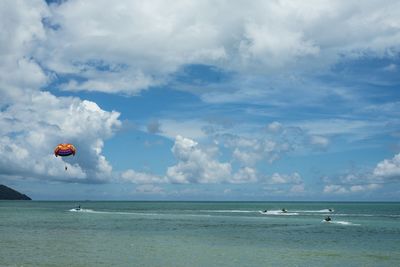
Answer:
[
  {"left": 324, "top": 216, "right": 332, "bottom": 222},
  {"left": 281, "top": 208, "right": 287, "bottom": 213},
  {"left": 73, "top": 205, "right": 81, "bottom": 211},
  {"left": 328, "top": 208, "right": 334, "bottom": 212}
]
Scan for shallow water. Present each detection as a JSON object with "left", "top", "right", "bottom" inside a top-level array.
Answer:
[{"left": 1, "top": 201, "right": 399, "bottom": 266}]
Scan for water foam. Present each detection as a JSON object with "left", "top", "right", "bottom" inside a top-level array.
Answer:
[
  {"left": 293, "top": 209, "right": 334, "bottom": 213},
  {"left": 68, "top": 209, "right": 216, "bottom": 218},
  {"left": 69, "top": 208, "right": 94, "bottom": 213},
  {"left": 322, "top": 220, "right": 360, "bottom": 226},
  {"left": 259, "top": 210, "right": 299, "bottom": 216},
  {"left": 199, "top": 210, "right": 257, "bottom": 213}
]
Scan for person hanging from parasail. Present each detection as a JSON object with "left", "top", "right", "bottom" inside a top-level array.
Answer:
[{"left": 54, "top": 143, "right": 76, "bottom": 170}]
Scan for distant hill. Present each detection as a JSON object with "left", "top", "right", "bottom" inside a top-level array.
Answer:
[{"left": 0, "top": 184, "right": 31, "bottom": 200}]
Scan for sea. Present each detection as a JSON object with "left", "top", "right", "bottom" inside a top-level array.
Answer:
[{"left": 0, "top": 201, "right": 399, "bottom": 267}]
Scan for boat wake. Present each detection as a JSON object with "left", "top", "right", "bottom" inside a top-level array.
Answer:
[
  {"left": 293, "top": 209, "right": 334, "bottom": 213},
  {"left": 67, "top": 209, "right": 215, "bottom": 218},
  {"left": 69, "top": 208, "right": 94, "bottom": 213},
  {"left": 198, "top": 210, "right": 257, "bottom": 213},
  {"left": 322, "top": 220, "right": 360, "bottom": 226},
  {"left": 259, "top": 210, "right": 299, "bottom": 216}
]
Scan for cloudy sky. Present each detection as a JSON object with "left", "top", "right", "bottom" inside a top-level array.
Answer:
[{"left": 1, "top": 0, "right": 400, "bottom": 200}]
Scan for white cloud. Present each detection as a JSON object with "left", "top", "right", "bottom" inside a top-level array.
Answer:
[
  {"left": 217, "top": 133, "right": 290, "bottom": 165},
  {"left": 232, "top": 148, "right": 262, "bottom": 166},
  {"left": 266, "top": 121, "right": 283, "bottom": 133},
  {"left": 323, "top": 183, "right": 380, "bottom": 194},
  {"left": 373, "top": 153, "right": 400, "bottom": 179},
  {"left": 350, "top": 184, "right": 381, "bottom": 192},
  {"left": 320, "top": 153, "right": 400, "bottom": 195},
  {"left": 0, "top": 2, "right": 121, "bottom": 184},
  {"left": 120, "top": 136, "right": 261, "bottom": 185},
  {"left": 135, "top": 184, "right": 165, "bottom": 194},
  {"left": 231, "top": 167, "right": 258, "bottom": 184},
  {"left": 292, "top": 119, "right": 380, "bottom": 137},
  {"left": 0, "top": 91, "right": 121, "bottom": 183},
  {"left": 166, "top": 135, "right": 231, "bottom": 183},
  {"left": 267, "top": 172, "right": 302, "bottom": 185},
  {"left": 121, "top": 169, "right": 166, "bottom": 184},
  {"left": 291, "top": 119, "right": 387, "bottom": 143},
  {"left": 2, "top": 0, "right": 397, "bottom": 95},
  {"left": 239, "top": 19, "right": 320, "bottom": 69},
  {"left": 310, "top": 135, "right": 330, "bottom": 149},
  {"left": 159, "top": 119, "right": 207, "bottom": 140},
  {"left": 323, "top": 185, "right": 348, "bottom": 194},
  {"left": 0, "top": 0, "right": 49, "bottom": 106}
]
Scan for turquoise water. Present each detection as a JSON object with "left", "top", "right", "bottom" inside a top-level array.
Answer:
[{"left": 1, "top": 201, "right": 399, "bottom": 266}]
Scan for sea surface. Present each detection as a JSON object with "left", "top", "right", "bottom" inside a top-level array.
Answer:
[{"left": 0, "top": 201, "right": 399, "bottom": 267}]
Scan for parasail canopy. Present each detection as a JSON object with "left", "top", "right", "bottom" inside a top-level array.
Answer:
[{"left": 54, "top": 143, "right": 76, "bottom": 157}]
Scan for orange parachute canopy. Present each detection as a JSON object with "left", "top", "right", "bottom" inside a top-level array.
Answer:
[{"left": 54, "top": 143, "right": 76, "bottom": 157}]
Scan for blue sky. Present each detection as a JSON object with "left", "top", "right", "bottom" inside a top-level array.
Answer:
[{"left": 1, "top": 0, "right": 400, "bottom": 200}]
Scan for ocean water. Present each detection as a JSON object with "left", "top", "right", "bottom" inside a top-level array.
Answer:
[{"left": 0, "top": 201, "right": 399, "bottom": 267}]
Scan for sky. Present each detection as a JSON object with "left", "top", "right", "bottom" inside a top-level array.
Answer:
[{"left": 1, "top": 0, "right": 400, "bottom": 201}]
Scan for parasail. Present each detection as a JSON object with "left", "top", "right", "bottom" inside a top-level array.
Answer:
[
  {"left": 54, "top": 144, "right": 76, "bottom": 170},
  {"left": 54, "top": 143, "right": 76, "bottom": 157}
]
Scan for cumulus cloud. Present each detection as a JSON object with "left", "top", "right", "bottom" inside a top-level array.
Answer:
[
  {"left": 2, "top": 0, "right": 397, "bottom": 96},
  {"left": 120, "top": 136, "right": 262, "bottom": 185},
  {"left": 217, "top": 133, "right": 290, "bottom": 165},
  {"left": 232, "top": 148, "right": 263, "bottom": 166},
  {"left": 121, "top": 169, "right": 166, "bottom": 184},
  {"left": 231, "top": 167, "right": 258, "bottom": 184},
  {"left": 259, "top": 172, "right": 305, "bottom": 196},
  {"left": 323, "top": 183, "right": 381, "bottom": 194},
  {"left": 350, "top": 184, "right": 381, "bottom": 192},
  {"left": 216, "top": 121, "right": 330, "bottom": 166},
  {"left": 0, "top": 91, "right": 121, "bottom": 183},
  {"left": 0, "top": 0, "right": 49, "bottom": 106},
  {"left": 321, "top": 153, "right": 400, "bottom": 195},
  {"left": 323, "top": 184, "right": 349, "bottom": 194},
  {"left": 118, "top": 134, "right": 316, "bottom": 187},
  {"left": 166, "top": 135, "right": 232, "bottom": 183},
  {"left": 0, "top": 1, "right": 122, "bottom": 184},
  {"left": 267, "top": 172, "right": 302, "bottom": 185},
  {"left": 373, "top": 153, "right": 400, "bottom": 179},
  {"left": 135, "top": 184, "right": 165, "bottom": 194}
]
